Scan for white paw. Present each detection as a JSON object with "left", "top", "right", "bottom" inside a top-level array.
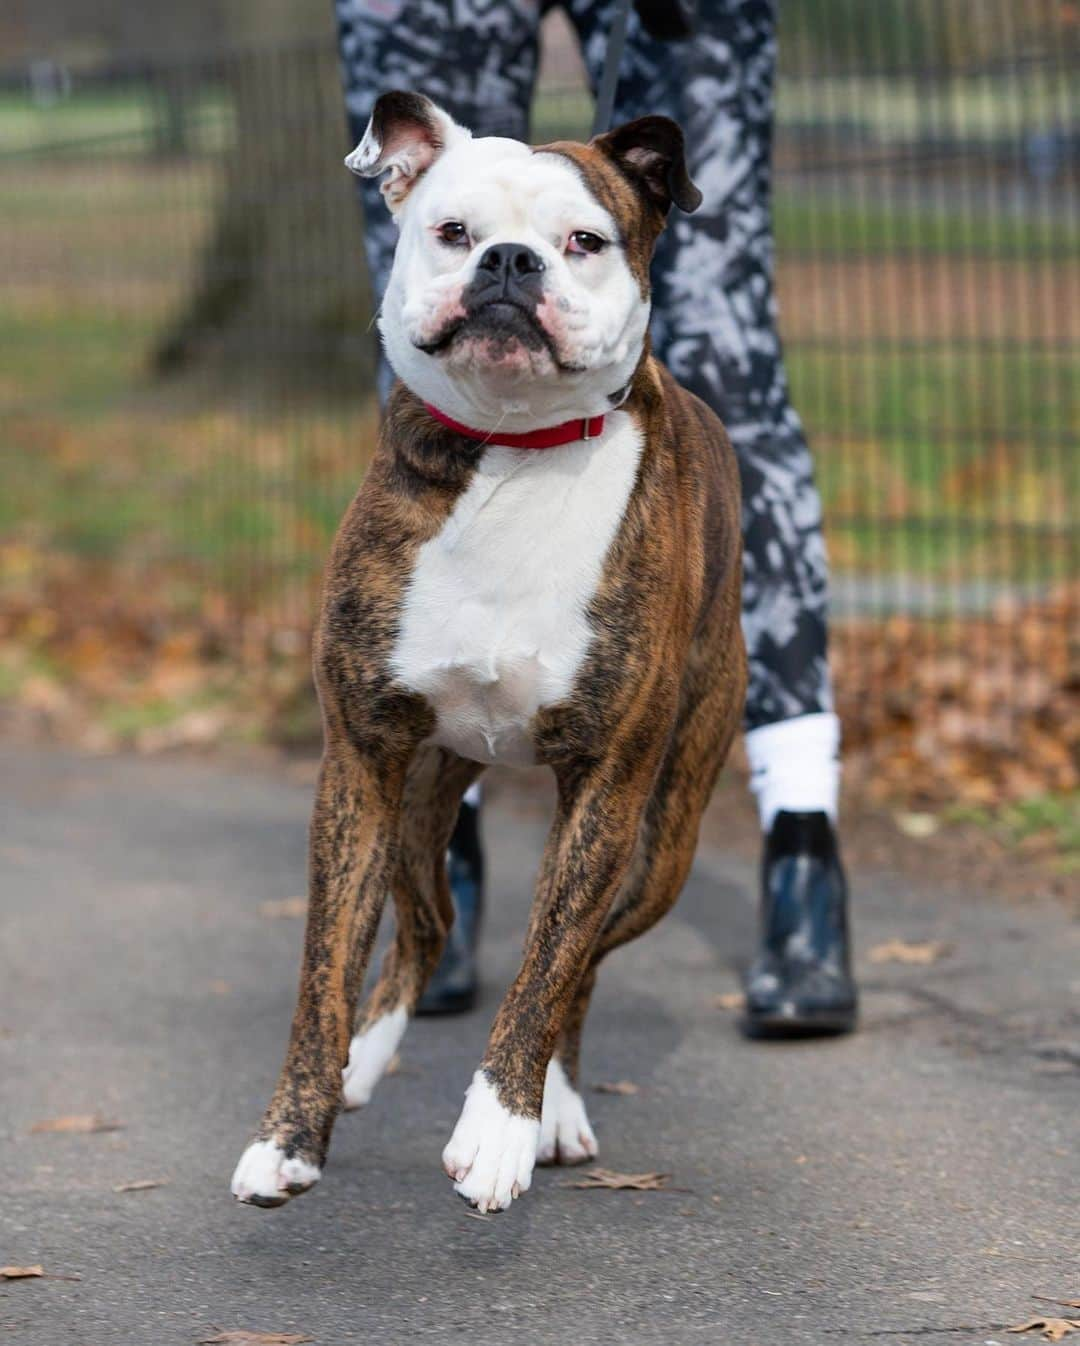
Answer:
[
  {"left": 442, "top": 1070, "right": 540, "bottom": 1213},
  {"left": 230, "top": 1139, "right": 321, "bottom": 1208},
  {"left": 342, "top": 1006, "right": 408, "bottom": 1110},
  {"left": 537, "top": 1057, "right": 598, "bottom": 1166}
]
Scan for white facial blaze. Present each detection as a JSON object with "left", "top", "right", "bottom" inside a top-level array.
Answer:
[{"left": 377, "top": 134, "right": 649, "bottom": 433}]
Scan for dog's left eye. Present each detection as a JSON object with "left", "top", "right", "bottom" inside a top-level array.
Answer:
[
  {"left": 567, "top": 230, "right": 607, "bottom": 256},
  {"left": 436, "top": 221, "right": 469, "bottom": 247}
]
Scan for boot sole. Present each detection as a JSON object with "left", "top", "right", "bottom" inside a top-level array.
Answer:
[{"left": 742, "top": 1008, "right": 857, "bottom": 1040}]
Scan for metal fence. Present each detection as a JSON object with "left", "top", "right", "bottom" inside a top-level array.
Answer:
[{"left": 1, "top": 10, "right": 1077, "bottom": 801}]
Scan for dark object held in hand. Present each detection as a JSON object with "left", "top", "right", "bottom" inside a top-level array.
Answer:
[{"left": 634, "top": 0, "right": 697, "bottom": 40}]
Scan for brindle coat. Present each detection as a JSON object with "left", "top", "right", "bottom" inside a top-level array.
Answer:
[{"left": 246, "top": 125, "right": 747, "bottom": 1188}]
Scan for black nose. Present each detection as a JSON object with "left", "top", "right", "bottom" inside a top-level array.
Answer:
[{"left": 476, "top": 242, "right": 545, "bottom": 286}]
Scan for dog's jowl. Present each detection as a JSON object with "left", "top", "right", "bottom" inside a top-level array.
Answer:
[{"left": 230, "top": 91, "right": 746, "bottom": 1214}]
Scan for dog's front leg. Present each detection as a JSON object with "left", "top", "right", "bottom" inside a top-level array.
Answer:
[
  {"left": 442, "top": 753, "right": 660, "bottom": 1213},
  {"left": 231, "top": 740, "right": 403, "bottom": 1207}
]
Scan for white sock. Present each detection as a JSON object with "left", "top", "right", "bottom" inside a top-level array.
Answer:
[{"left": 744, "top": 711, "right": 841, "bottom": 833}]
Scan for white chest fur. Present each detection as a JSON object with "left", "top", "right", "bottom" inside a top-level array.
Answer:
[{"left": 390, "top": 412, "right": 643, "bottom": 765}]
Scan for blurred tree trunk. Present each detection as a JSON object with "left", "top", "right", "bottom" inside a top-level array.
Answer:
[{"left": 154, "top": 43, "right": 375, "bottom": 392}]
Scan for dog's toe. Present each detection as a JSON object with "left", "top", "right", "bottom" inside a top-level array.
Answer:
[
  {"left": 442, "top": 1070, "right": 539, "bottom": 1212},
  {"left": 230, "top": 1139, "right": 321, "bottom": 1207},
  {"left": 537, "top": 1058, "right": 599, "bottom": 1166}
]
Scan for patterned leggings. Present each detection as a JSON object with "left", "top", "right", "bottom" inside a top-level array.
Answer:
[{"left": 335, "top": 0, "right": 832, "bottom": 730}]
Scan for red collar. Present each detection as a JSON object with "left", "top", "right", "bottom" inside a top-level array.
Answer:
[{"left": 423, "top": 402, "right": 605, "bottom": 449}]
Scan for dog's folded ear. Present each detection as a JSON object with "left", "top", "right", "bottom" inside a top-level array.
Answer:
[
  {"left": 346, "top": 91, "right": 470, "bottom": 213},
  {"left": 591, "top": 115, "right": 702, "bottom": 216}
]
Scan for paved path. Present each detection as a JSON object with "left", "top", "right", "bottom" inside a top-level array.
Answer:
[{"left": 1, "top": 746, "right": 1077, "bottom": 1346}]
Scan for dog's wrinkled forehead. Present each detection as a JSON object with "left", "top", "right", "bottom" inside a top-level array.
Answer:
[
  {"left": 418, "top": 140, "right": 619, "bottom": 238},
  {"left": 347, "top": 91, "right": 701, "bottom": 285}
]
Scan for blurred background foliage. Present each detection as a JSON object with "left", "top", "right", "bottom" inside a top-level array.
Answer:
[{"left": 0, "top": 0, "right": 1077, "bottom": 879}]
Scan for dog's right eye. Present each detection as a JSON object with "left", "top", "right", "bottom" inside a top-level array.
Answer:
[{"left": 436, "top": 221, "right": 469, "bottom": 247}]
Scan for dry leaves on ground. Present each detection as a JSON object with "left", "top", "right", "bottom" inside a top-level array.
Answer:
[
  {"left": 566, "top": 1168, "right": 671, "bottom": 1191},
  {"left": 0, "top": 1267, "right": 79, "bottom": 1283},
  {"left": 712, "top": 991, "right": 746, "bottom": 1011},
  {"left": 1008, "top": 1318, "right": 1080, "bottom": 1342},
  {"left": 867, "top": 939, "right": 951, "bottom": 965},
  {"left": 592, "top": 1080, "right": 639, "bottom": 1096},
  {"left": 833, "top": 585, "right": 1080, "bottom": 809},
  {"left": 3, "top": 542, "right": 1076, "bottom": 819},
  {"left": 257, "top": 898, "right": 308, "bottom": 920},
  {"left": 197, "top": 1332, "right": 314, "bottom": 1345},
  {"left": 30, "top": 1114, "right": 124, "bottom": 1134},
  {"left": 895, "top": 812, "right": 941, "bottom": 839},
  {"left": 113, "top": 1179, "right": 168, "bottom": 1193}
]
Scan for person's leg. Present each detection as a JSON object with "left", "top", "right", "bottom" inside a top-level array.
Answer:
[
  {"left": 334, "top": 0, "right": 543, "bottom": 1012},
  {"left": 568, "top": 0, "right": 855, "bottom": 1033}
]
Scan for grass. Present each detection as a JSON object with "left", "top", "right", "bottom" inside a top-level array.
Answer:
[
  {"left": 791, "top": 344, "right": 1076, "bottom": 582},
  {"left": 4, "top": 69, "right": 1070, "bottom": 153},
  {"left": 0, "top": 90, "right": 231, "bottom": 157},
  {"left": 946, "top": 793, "right": 1080, "bottom": 872},
  {"left": 773, "top": 195, "right": 1080, "bottom": 259},
  {"left": 2, "top": 379, "right": 378, "bottom": 606}
]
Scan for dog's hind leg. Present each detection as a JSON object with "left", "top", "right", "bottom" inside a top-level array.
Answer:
[
  {"left": 342, "top": 748, "right": 482, "bottom": 1110},
  {"left": 540, "top": 648, "right": 744, "bottom": 1166}
]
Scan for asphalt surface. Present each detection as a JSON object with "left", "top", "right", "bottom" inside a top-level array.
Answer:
[{"left": 1, "top": 745, "right": 1077, "bottom": 1346}]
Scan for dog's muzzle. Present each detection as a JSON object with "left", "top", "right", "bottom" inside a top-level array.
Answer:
[{"left": 417, "top": 242, "right": 556, "bottom": 359}]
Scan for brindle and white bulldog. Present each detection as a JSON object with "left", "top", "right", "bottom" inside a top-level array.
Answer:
[{"left": 231, "top": 91, "right": 746, "bottom": 1214}]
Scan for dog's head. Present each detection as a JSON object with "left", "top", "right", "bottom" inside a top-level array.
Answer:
[{"left": 347, "top": 91, "right": 701, "bottom": 431}]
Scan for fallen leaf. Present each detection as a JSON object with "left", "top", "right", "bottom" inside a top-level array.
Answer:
[
  {"left": 592, "top": 1080, "right": 639, "bottom": 1096},
  {"left": 113, "top": 1179, "right": 167, "bottom": 1193},
  {"left": 1008, "top": 1318, "right": 1080, "bottom": 1342},
  {"left": 867, "top": 939, "right": 951, "bottom": 966},
  {"left": 30, "top": 1114, "right": 124, "bottom": 1134},
  {"left": 0, "top": 1268, "right": 42, "bottom": 1280},
  {"left": 712, "top": 991, "right": 746, "bottom": 1011},
  {"left": 257, "top": 898, "right": 307, "bottom": 920},
  {"left": 894, "top": 811, "right": 940, "bottom": 839},
  {"left": 566, "top": 1168, "right": 671, "bottom": 1191},
  {"left": 197, "top": 1332, "right": 314, "bottom": 1345}
]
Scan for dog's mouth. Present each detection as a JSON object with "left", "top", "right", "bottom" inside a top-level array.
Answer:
[{"left": 416, "top": 299, "right": 579, "bottom": 371}]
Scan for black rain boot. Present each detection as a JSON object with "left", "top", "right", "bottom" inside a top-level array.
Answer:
[
  {"left": 415, "top": 797, "right": 484, "bottom": 1016},
  {"left": 743, "top": 810, "right": 858, "bottom": 1038}
]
